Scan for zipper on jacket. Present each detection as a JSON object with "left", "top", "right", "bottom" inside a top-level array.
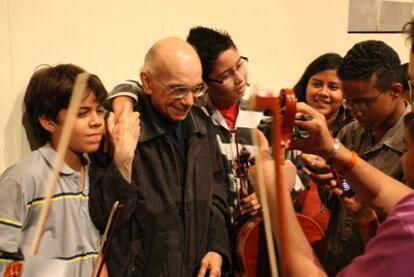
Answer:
[
  {"left": 163, "top": 135, "right": 184, "bottom": 219},
  {"left": 164, "top": 135, "right": 188, "bottom": 276}
]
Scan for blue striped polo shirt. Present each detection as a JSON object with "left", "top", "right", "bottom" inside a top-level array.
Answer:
[{"left": 0, "top": 143, "right": 100, "bottom": 276}]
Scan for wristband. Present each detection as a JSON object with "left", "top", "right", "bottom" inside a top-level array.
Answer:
[{"left": 338, "top": 151, "right": 359, "bottom": 175}]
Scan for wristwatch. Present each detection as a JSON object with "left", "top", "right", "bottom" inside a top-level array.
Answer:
[{"left": 326, "top": 138, "right": 340, "bottom": 164}]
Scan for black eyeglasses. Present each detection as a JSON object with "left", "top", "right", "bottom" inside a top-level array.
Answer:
[
  {"left": 205, "top": 56, "right": 248, "bottom": 85},
  {"left": 344, "top": 90, "right": 385, "bottom": 109}
]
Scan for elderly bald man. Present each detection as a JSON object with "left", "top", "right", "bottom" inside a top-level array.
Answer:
[{"left": 89, "top": 37, "right": 231, "bottom": 277}]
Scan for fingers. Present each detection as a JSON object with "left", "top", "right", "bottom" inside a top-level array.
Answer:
[
  {"left": 240, "top": 203, "right": 262, "bottom": 216},
  {"left": 302, "top": 166, "right": 333, "bottom": 182},
  {"left": 116, "top": 101, "right": 137, "bottom": 128},
  {"left": 120, "top": 100, "right": 132, "bottom": 117},
  {"left": 332, "top": 187, "right": 344, "bottom": 196},
  {"left": 249, "top": 209, "right": 261, "bottom": 217},
  {"left": 281, "top": 160, "right": 297, "bottom": 190},
  {"left": 240, "top": 193, "right": 261, "bottom": 215},
  {"left": 301, "top": 154, "right": 324, "bottom": 167},
  {"left": 130, "top": 110, "right": 141, "bottom": 131},
  {"left": 106, "top": 112, "right": 115, "bottom": 135},
  {"left": 339, "top": 194, "right": 368, "bottom": 214},
  {"left": 254, "top": 129, "right": 269, "bottom": 152},
  {"left": 111, "top": 109, "right": 140, "bottom": 161},
  {"left": 114, "top": 109, "right": 140, "bottom": 141},
  {"left": 197, "top": 252, "right": 222, "bottom": 277},
  {"left": 325, "top": 179, "right": 347, "bottom": 197},
  {"left": 248, "top": 158, "right": 276, "bottom": 196},
  {"left": 301, "top": 153, "right": 316, "bottom": 160},
  {"left": 197, "top": 260, "right": 208, "bottom": 277},
  {"left": 104, "top": 114, "right": 114, "bottom": 155},
  {"left": 208, "top": 266, "right": 221, "bottom": 277},
  {"left": 241, "top": 192, "right": 257, "bottom": 203},
  {"left": 301, "top": 155, "right": 329, "bottom": 173},
  {"left": 207, "top": 252, "right": 222, "bottom": 277},
  {"left": 342, "top": 195, "right": 357, "bottom": 204},
  {"left": 112, "top": 96, "right": 134, "bottom": 122},
  {"left": 296, "top": 102, "right": 324, "bottom": 120},
  {"left": 291, "top": 102, "right": 333, "bottom": 157},
  {"left": 301, "top": 166, "right": 312, "bottom": 176},
  {"left": 240, "top": 185, "right": 248, "bottom": 198}
]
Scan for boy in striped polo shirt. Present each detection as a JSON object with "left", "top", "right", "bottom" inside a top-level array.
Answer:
[{"left": 0, "top": 64, "right": 107, "bottom": 276}]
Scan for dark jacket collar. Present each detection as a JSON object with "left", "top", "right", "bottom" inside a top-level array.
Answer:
[{"left": 138, "top": 92, "right": 207, "bottom": 142}]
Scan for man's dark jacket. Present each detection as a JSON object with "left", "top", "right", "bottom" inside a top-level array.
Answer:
[{"left": 89, "top": 90, "right": 231, "bottom": 276}]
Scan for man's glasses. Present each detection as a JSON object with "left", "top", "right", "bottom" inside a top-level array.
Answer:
[
  {"left": 205, "top": 56, "right": 248, "bottom": 85},
  {"left": 154, "top": 79, "right": 208, "bottom": 99},
  {"left": 344, "top": 90, "right": 385, "bottom": 109}
]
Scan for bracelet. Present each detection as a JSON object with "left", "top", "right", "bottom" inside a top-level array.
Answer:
[
  {"left": 326, "top": 138, "right": 340, "bottom": 164},
  {"left": 338, "top": 151, "right": 359, "bottom": 175}
]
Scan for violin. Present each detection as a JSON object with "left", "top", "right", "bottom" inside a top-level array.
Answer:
[
  {"left": 232, "top": 130, "right": 255, "bottom": 226},
  {"left": 236, "top": 88, "right": 325, "bottom": 276},
  {"left": 3, "top": 262, "right": 23, "bottom": 277},
  {"left": 92, "top": 201, "right": 124, "bottom": 277}
]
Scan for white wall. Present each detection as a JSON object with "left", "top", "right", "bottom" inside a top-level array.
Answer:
[{"left": 0, "top": 0, "right": 411, "bottom": 171}]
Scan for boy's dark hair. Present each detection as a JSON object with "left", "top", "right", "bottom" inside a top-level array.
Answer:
[
  {"left": 337, "top": 40, "right": 402, "bottom": 92},
  {"left": 293, "top": 53, "right": 343, "bottom": 102},
  {"left": 401, "top": 63, "right": 410, "bottom": 92},
  {"left": 187, "top": 26, "right": 236, "bottom": 80},
  {"left": 24, "top": 64, "right": 107, "bottom": 145},
  {"left": 403, "top": 18, "right": 414, "bottom": 53},
  {"left": 404, "top": 112, "right": 414, "bottom": 140}
]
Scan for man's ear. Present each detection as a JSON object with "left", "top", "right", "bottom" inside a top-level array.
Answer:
[
  {"left": 140, "top": 71, "right": 153, "bottom": 95},
  {"left": 389, "top": 82, "right": 403, "bottom": 98},
  {"left": 38, "top": 115, "right": 58, "bottom": 133}
]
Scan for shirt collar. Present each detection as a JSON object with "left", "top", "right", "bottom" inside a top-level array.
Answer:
[
  {"left": 381, "top": 102, "right": 411, "bottom": 153},
  {"left": 38, "top": 142, "right": 88, "bottom": 175},
  {"left": 358, "top": 102, "right": 410, "bottom": 155}
]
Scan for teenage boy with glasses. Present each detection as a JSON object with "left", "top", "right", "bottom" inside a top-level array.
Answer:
[
  {"left": 187, "top": 27, "right": 264, "bottom": 275},
  {"left": 204, "top": 56, "right": 249, "bottom": 84},
  {"left": 187, "top": 26, "right": 307, "bottom": 275},
  {"left": 303, "top": 40, "right": 411, "bottom": 276},
  {"left": 186, "top": 27, "right": 263, "bottom": 221}
]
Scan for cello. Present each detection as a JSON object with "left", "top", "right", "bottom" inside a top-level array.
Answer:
[{"left": 236, "top": 88, "right": 325, "bottom": 276}]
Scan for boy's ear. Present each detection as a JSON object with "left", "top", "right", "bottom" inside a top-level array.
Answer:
[
  {"left": 38, "top": 115, "right": 58, "bottom": 133},
  {"left": 389, "top": 82, "right": 403, "bottom": 98},
  {"left": 140, "top": 71, "right": 153, "bottom": 95}
]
